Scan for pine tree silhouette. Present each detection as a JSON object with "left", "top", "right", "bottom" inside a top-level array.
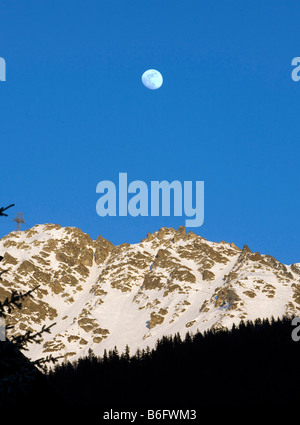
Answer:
[{"left": 0, "top": 202, "right": 66, "bottom": 413}]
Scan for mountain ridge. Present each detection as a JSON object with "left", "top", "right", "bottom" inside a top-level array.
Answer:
[{"left": 0, "top": 223, "right": 299, "bottom": 363}]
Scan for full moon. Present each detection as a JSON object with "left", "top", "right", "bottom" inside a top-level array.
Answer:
[{"left": 141, "top": 69, "right": 163, "bottom": 90}]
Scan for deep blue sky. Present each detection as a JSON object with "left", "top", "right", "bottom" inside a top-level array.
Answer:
[{"left": 0, "top": 1, "right": 299, "bottom": 264}]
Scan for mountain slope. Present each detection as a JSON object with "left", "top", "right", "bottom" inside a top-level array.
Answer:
[{"left": 0, "top": 224, "right": 299, "bottom": 363}]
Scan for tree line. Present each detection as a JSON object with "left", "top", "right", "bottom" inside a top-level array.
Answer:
[{"left": 48, "top": 315, "right": 300, "bottom": 409}]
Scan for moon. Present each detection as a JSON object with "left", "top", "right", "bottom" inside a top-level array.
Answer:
[{"left": 142, "top": 69, "right": 163, "bottom": 90}]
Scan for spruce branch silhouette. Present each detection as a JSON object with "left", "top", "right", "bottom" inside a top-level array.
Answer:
[{"left": 0, "top": 201, "right": 61, "bottom": 405}]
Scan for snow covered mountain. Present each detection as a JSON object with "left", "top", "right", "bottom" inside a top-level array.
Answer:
[{"left": 0, "top": 223, "right": 299, "bottom": 363}]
